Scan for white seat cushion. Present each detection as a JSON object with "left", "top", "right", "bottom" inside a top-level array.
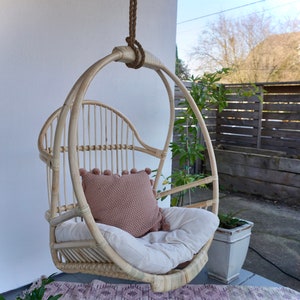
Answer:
[{"left": 55, "top": 207, "right": 219, "bottom": 274}]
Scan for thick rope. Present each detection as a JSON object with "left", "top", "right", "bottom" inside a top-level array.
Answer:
[{"left": 125, "top": 0, "right": 145, "bottom": 69}]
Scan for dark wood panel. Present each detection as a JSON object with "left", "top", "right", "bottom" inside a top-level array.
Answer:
[
  {"left": 218, "top": 174, "right": 300, "bottom": 204},
  {"left": 225, "top": 102, "right": 259, "bottom": 110},
  {"left": 263, "top": 112, "right": 300, "bottom": 120},
  {"left": 216, "top": 134, "right": 258, "bottom": 144},
  {"left": 217, "top": 118, "right": 257, "bottom": 127},
  {"left": 261, "top": 137, "right": 300, "bottom": 148},
  {"left": 261, "top": 128, "right": 300, "bottom": 139},
  {"left": 218, "top": 126, "right": 258, "bottom": 135},
  {"left": 263, "top": 94, "right": 300, "bottom": 102},
  {"left": 262, "top": 120, "right": 300, "bottom": 130},
  {"left": 263, "top": 103, "right": 300, "bottom": 111},
  {"left": 218, "top": 111, "right": 260, "bottom": 119},
  {"left": 214, "top": 149, "right": 300, "bottom": 173},
  {"left": 227, "top": 95, "right": 259, "bottom": 103},
  {"left": 263, "top": 85, "right": 300, "bottom": 94}
]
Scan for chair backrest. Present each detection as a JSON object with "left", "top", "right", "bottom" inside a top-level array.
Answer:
[{"left": 38, "top": 99, "right": 174, "bottom": 221}]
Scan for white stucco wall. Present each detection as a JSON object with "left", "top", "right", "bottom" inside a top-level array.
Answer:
[{"left": 0, "top": 0, "right": 177, "bottom": 293}]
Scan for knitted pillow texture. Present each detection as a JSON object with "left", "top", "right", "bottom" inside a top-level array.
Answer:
[{"left": 79, "top": 168, "right": 168, "bottom": 237}]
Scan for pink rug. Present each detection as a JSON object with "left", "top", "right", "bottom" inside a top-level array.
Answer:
[{"left": 40, "top": 280, "right": 300, "bottom": 300}]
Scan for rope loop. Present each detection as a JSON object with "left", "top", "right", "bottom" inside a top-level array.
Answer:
[
  {"left": 126, "top": 0, "right": 145, "bottom": 69},
  {"left": 125, "top": 37, "right": 145, "bottom": 69}
]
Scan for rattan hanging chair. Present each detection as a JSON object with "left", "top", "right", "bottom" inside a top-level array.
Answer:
[
  {"left": 38, "top": 46, "right": 219, "bottom": 292},
  {"left": 38, "top": 0, "right": 221, "bottom": 291}
]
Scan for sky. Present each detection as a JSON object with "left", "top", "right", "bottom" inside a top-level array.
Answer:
[{"left": 176, "top": 0, "right": 300, "bottom": 74}]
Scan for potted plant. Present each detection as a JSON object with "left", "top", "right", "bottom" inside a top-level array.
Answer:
[
  {"left": 168, "top": 69, "right": 255, "bottom": 282},
  {"left": 206, "top": 211, "right": 254, "bottom": 283}
]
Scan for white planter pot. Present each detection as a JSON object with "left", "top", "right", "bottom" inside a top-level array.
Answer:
[{"left": 206, "top": 220, "right": 254, "bottom": 283}]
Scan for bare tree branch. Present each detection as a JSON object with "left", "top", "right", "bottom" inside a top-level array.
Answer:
[{"left": 191, "top": 12, "right": 300, "bottom": 82}]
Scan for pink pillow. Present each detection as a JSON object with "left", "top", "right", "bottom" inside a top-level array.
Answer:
[{"left": 79, "top": 168, "right": 168, "bottom": 237}]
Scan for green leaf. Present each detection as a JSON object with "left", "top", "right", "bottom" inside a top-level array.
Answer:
[
  {"left": 218, "top": 210, "right": 247, "bottom": 229},
  {"left": 171, "top": 197, "right": 179, "bottom": 207}
]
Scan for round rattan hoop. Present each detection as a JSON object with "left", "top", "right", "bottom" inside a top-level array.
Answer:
[{"left": 48, "top": 45, "right": 219, "bottom": 292}]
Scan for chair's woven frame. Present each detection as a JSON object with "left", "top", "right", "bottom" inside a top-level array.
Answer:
[{"left": 38, "top": 46, "right": 219, "bottom": 292}]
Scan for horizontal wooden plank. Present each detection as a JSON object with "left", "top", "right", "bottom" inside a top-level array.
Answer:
[
  {"left": 263, "top": 112, "right": 300, "bottom": 120},
  {"left": 214, "top": 149, "right": 300, "bottom": 173},
  {"left": 217, "top": 162, "right": 300, "bottom": 187},
  {"left": 257, "top": 144, "right": 298, "bottom": 156},
  {"left": 216, "top": 141, "right": 258, "bottom": 149},
  {"left": 205, "top": 118, "right": 216, "bottom": 124},
  {"left": 263, "top": 103, "right": 300, "bottom": 111},
  {"left": 215, "top": 145, "right": 286, "bottom": 155},
  {"left": 216, "top": 135, "right": 258, "bottom": 146},
  {"left": 225, "top": 102, "right": 260, "bottom": 110},
  {"left": 217, "top": 126, "right": 258, "bottom": 135},
  {"left": 227, "top": 95, "right": 259, "bottom": 103},
  {"left": 218, "top": 174, "right": 300, "bottom": 205},
  {"left": 261, "top": 139, "right": 300, "bottom": 150},
  {"left": 261, "top": 133, "right": 300, "bottom": 142},
  {"left": 261, "top": 128, "right": 300, "bottom": 139},
  {"left": 260, "top": 135, "right": 300, "bottom": 144},
  {"left": 217, "top": 118, "right": 258, "bottom": 127},
  {"left": 218, "top": 111, "right": 260, "bottom": 119},
  {"left": 261, "top": 137, "right": 300, "bottom": 149},
  {"left": 262, "top": 120, "right": 300, "bottom": 130},
  {"left": 216, "top": 133, "right": 257, "bottom": 140},
  {"left": 205, "top": 114, "right": 218, "bottom": 119},
  {"left": 263, "top": 85, "right": 300, "bottom": 94},
  {"left": 263, "top": 98, "right": 300, "bottom": 104},
  {"left": 279, "top": 156, "right": 300, "bottom": 172}
]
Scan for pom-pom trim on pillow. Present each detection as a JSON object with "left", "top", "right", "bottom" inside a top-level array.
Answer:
[{"left": 79, "top": 168, "right": 168, "bottom": 237}]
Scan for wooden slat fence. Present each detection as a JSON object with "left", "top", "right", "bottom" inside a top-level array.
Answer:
[
  {"left": 175, "top": 82, "right": 300, "bottom": 204},
  {"left": 216, "top": 83, "right": 300, "bottom": 156},
  {"left": 175, "top": 82, "right": 300, "bottom": 157}
]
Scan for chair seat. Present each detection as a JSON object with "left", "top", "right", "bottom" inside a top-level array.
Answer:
[{"left": 56, "top": 207, "right": 219, "bottom": 274}]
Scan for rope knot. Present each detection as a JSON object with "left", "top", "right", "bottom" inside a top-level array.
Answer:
[{"left": 125, "top": 0, "right": 145, "bottom": 69}]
